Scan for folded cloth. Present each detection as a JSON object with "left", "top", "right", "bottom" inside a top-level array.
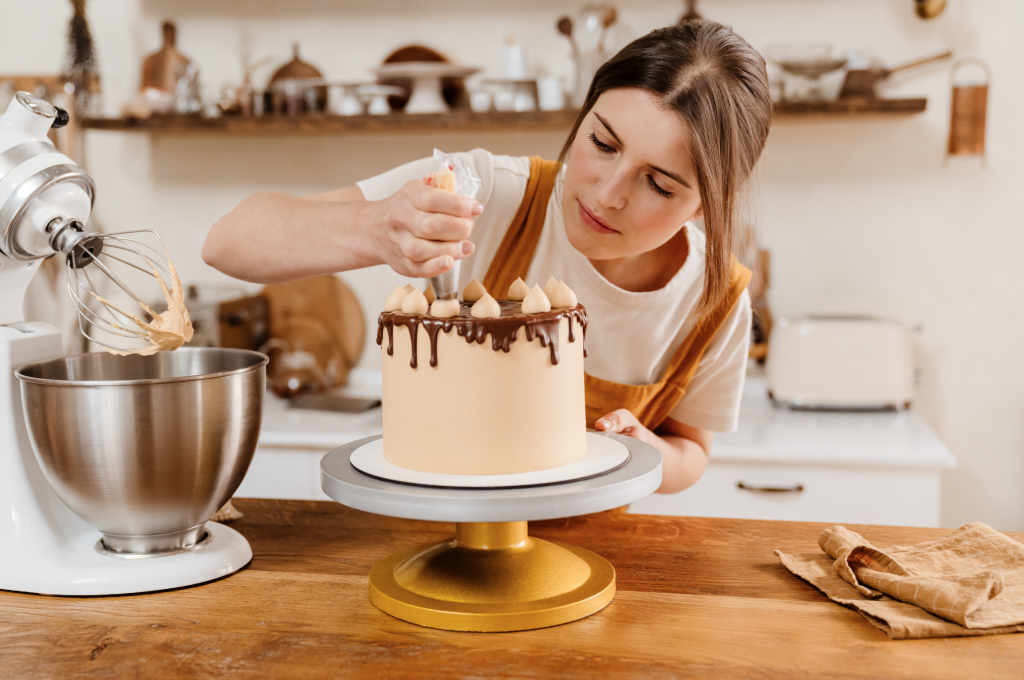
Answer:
[{"left": 776, "top": 522, "right": 1024, "bottom": 639}]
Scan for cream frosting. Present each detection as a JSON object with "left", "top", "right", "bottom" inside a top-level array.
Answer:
[
  {"left": 384, "top": 285, "right": 410, "bottom": 311},
  {"left": 521, "top": 284, "right": 552, "bottom": 314},
  {"left": 543, "top": 275, "right": 559, "bottom": 298},
  {"left": 428, "top": 168, "right": 456, "bottom": 192},
  {"left": 463, "top": 278, "right": 487, "bottom": 302},
  {"left": 424, "top": 283, "right": 436, "bottom": 303},
  {"left": 401, "top": 287, "right": 429, "bottom": 314},
  {"left": 550, "top": 281, "right": 578, "bottom": 309},
  {"left": 507, "top": 277, "right": 529, "bottom": 301},
  {"left": 471, "top": 293, "right": 501, "bottom": 318},
  {"left": 430, "top": 299, "right": 460, "bottom": 318},
  {"left": 92, "top": 247, "right": 194, "bottom": 356}
]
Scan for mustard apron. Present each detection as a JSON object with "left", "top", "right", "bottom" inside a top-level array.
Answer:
[{"left": 481, "top": 157, "right": 752, "bottom": 432}]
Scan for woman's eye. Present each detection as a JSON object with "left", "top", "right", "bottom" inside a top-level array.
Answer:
[
  {"left": 647, "top": 174, "right": 673, "bottom": 198},
  {"left": 588, "top": 132, "right": 615, "bottom": 153}
]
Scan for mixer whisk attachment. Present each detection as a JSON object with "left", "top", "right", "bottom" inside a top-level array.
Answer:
[{"left": 49, "top": 219, "right": 193, "bottom": 355}]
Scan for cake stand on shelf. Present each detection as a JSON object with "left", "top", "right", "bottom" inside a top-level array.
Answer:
[{"left": 320, "top": 431, "right": 662, "bottom": 633}]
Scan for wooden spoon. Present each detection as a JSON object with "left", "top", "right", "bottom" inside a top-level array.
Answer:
[
  {"left": 556, "top": 16, "right": 578, "bottom": 56},
  {"left": 597, "top": 8, "right": 617, "bottom": 54}
]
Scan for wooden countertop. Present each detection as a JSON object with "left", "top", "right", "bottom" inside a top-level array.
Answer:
[{"left": 3, "top": 499, "right": 1022, "bottom": 678}]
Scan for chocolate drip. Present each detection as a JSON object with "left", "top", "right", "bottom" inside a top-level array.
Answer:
[{"left": 375, "top": 301, "right": 589, "bottom": 368}]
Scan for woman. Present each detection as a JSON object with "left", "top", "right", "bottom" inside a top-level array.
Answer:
[{"left": 204, "top": 20, "right": 773, "bottom": 494}]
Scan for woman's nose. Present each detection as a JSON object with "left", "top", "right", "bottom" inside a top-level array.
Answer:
[{"left": 594, "top": 168, "right": 628, "bottom": 211}]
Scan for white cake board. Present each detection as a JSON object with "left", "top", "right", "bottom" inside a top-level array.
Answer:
[{"left": 350, "top": 432, "right": 629, "bottom": 489}]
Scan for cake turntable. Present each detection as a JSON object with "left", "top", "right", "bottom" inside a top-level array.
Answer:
[{"left": 321, "top": 432, "right": 662, "bottom": 632}]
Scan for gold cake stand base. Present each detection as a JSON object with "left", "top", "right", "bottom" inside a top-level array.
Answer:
[{"left": 368, "top": 521, "right": 616, "bottom": 632}]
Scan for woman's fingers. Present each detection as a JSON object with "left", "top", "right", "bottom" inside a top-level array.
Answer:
[
  {"left": 399, "top": 233, "right": 471, "bottom": 265},
  {"left": 411, "top": 181, "right": 483, "bottom": 218},
  {"left": 595, "top": 409, "right": 642, "bottom": 436},
  {"left": 412, "top": 211, "right": 476, "bottom": 242}
]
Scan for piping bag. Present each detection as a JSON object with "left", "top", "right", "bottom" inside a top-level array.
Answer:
[{"left": 425, "top": 149, "right": 481, "bottom": 300}]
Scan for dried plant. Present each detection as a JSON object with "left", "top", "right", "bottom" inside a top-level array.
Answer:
[{"left": 62, "top": 0, "right": 98, "bottom": 114}]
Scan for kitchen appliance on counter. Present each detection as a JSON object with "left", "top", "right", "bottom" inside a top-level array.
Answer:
[
  {"left": 766, "top": 316, "right": 914, "bottom": 410},
  {"left": 181, "top": 283, "right": 269, "bottom": 351},
  {"left": 0, "top": 91, "right": 262, "bottom": 595}
]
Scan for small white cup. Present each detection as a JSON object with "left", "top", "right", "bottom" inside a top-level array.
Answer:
[{"left": 537, "top": 76, "right": 566, "bottom": 111}]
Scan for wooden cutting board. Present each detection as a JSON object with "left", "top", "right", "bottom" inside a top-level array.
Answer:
[{"left": 261, "top": 275, "right": 365, "bottom": 386}]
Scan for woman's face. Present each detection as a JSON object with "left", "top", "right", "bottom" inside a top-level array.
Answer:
[{"left": 562, "top": 88, "right": 701, "bottom": 262}]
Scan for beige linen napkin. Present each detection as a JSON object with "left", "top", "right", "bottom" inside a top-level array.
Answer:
[{"left": 775, "top": 522, "right": 1024, "bottom": 639}]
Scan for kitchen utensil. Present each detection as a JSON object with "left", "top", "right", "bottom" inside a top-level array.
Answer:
[
  {"left": 0, "top": 91, "right": 255, "bottom": 595},
  {"left": 322, "top": 432, "right": 661, "bottom": 632},
  {"left": 262, "top": 331, "right": 335, "bottom": 398},
  {"left": 597, "top": 7, "right": 617, "bottom": 53},
  {"left": 374, "top": 62, "right": 479, "bottom": 114},
  {"left": 915, "top": 0, "right": 946, "bottom": 19},
  {"left": 766, "top": 316, "right": 913, "bottom": 410},
  {"left": 556, "top": 16, "right": 579, "bottom": 55},
  {"left": 141, "top": 21, "right": 190, "bottom": 93},
  {"left": 947, "top": 58, "right": 991, "bottom": 162},
  {"left": 181, "top": 284, "right": 268, "bottom": 351},
  {"left": 289, "top": 391, "right": 381, "bottom": 413},
  {"left": 678, "top": 0, "right": 702, "bottom": 23},
  {"left": 568, "top": 4, "right": 624, "bottom": 107},
  {"left": 765, "top": 43, "right": 847, "bottom": 101},
  {"left": 268, "top": 43, "right": 326, "bottom": 114},
  {"left": 262, "top": 274, "right": 365, "bottom": 387},
  {"left": 839, "top": 50, "right": 952, "bottom": 99},
  {"left": 18, "top": 348, "right": 266, "bottom": 554}
]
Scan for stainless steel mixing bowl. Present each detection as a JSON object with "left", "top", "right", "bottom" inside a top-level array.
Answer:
[{"left": 16, "top": 348, "right": 268, "bottom": 555}]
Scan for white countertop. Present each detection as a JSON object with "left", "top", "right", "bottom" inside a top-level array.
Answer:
[
  {"left": 259, "top": 368, "right": 383, "bottom": 450},
  {"left": 714, "top": 375, "right": 956, "bottom": 470},
  {"left": 258, "top": 369, "right": 957, "bottom": 471}
]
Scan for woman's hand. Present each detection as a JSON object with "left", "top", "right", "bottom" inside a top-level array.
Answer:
[
  {"left": 596, "top": 410, "right": 713, "bottom": 494},
  {"left": 595, "top": 409, "right": 657, "bottom": 445},
  {"left": 370, "top": 179, "right": 483, "bottom": 279}
]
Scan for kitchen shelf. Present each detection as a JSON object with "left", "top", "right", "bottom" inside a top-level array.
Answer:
[
  {"left": 772, "top": 97, "right": 927, "bottom": 117},
  {"left": 82, "top": 98, "right": 927, "bottom": 136},
  {"left": 82, "top": 109, "right": 582, "bottom": 135}
]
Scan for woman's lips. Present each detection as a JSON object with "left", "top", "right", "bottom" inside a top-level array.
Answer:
[{"left": 577, "top": 200, "right": 619, "bottom": 235}]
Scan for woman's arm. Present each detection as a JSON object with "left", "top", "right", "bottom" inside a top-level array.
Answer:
[
  {"left": 595, "top": 411, "right": 711, "bottom": 494},
  {"left": 202, "top": 182, "right": 482, "bottom": 284}
]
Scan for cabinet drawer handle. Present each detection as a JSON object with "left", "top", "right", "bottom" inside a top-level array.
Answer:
[{"left": 737, "top": 482, "right": 804, "bottom": 494}]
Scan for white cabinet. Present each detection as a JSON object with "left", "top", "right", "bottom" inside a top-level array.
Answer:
[
  {"left": 629, "top": 463, "right": 943, "bottom": 527},
  {"left": 235, "top": 446, "right": 332, "bottom": 501},
  {"left": 629, "top": 377, "right": 956, "bottom": 527},
  {"left": 236, "top": 369, "right": 383, "bottom": 502}
]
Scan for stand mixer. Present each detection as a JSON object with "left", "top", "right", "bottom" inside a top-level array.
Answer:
[{"left": 1, "top": 92, "right": 259, "bottom": 595}]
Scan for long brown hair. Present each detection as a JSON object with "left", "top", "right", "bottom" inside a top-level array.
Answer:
[{"left": 559, "top": 20, "right": 771, "bottom": 314}]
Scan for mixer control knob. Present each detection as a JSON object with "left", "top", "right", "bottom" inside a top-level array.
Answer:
[{"left": 51, "top": 107, "right": 70, "bottom": 129}]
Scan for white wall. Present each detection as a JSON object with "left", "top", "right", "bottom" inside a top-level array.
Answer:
[{"left": 3, "top": 0, "right": 1021, "bottom": 531}]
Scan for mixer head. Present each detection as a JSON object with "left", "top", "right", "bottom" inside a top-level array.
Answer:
[{"left": 0, "top": 91, "right": 191, "bottom": 353}]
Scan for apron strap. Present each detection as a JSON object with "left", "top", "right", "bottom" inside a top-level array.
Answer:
[{"left": 481, "top": 157, "right": 562, "bottom": 297}]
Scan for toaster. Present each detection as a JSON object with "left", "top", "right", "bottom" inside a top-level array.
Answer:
[{"left": 765, "top": 316, "right": 914, "bottom": 410}]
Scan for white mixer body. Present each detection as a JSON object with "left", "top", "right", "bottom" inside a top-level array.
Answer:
[{"left": 0, "top": 93, "right": 253, "bottom": 595}]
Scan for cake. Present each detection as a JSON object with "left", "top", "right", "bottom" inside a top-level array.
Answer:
[{"left": 377, "top": 277, "right": 587, "bottom": 475}]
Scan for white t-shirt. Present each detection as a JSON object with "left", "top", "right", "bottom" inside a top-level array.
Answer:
[{"left": 357, "top": 149, "right": 751, "bottom": 432}]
